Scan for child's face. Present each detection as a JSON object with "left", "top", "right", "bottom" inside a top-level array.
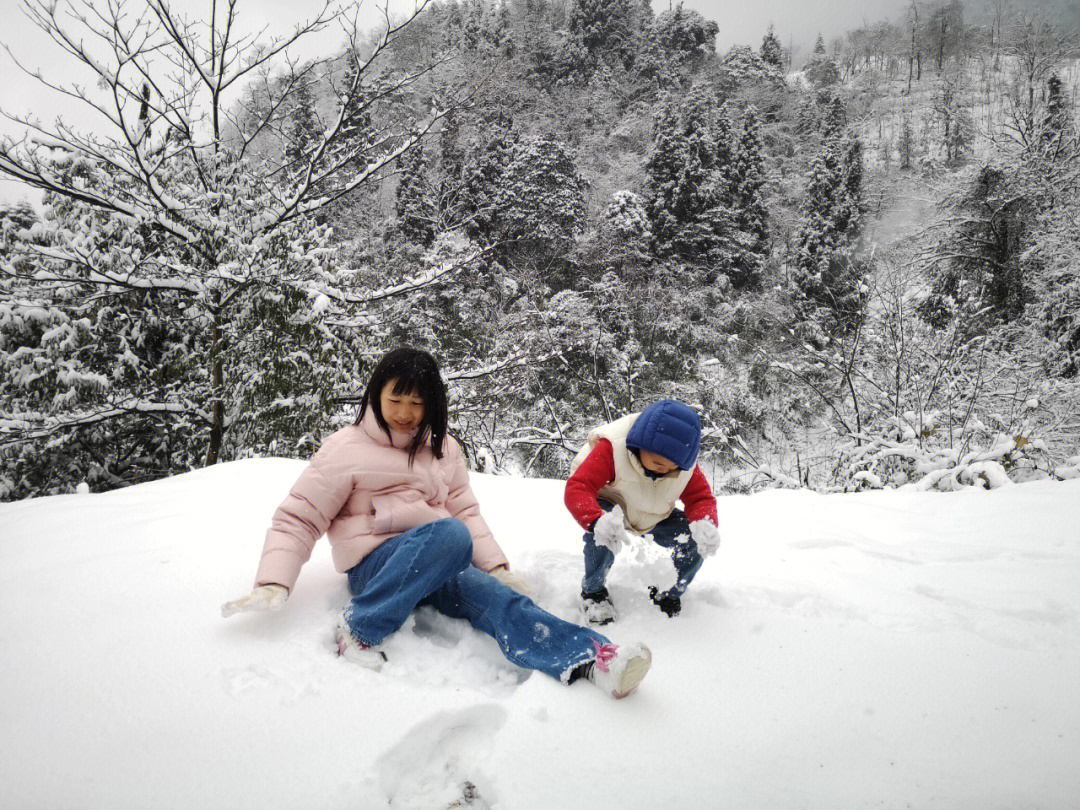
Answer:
[
  {"left": 380, "top": 379, "right": 425, "bottom": 433},
  {"left": 638, "top": 449, "right": 679, "bottom": 475}
]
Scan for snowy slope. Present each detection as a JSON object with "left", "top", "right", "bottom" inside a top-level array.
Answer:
[{"left": 1, "top": 460, "right": 1078, "bottom": 810}]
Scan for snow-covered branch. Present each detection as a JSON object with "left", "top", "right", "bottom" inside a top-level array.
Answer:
[{"left": 0, "top": 399, "right": 193, "bottom": 443}]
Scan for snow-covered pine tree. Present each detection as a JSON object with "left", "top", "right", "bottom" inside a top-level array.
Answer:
[
  {"left": 728, "top": 107, "right": 770, "bottom": 289},
  {"left": 899, "top": 116, "right": 915, "bottom": 170},
  {"left": 568, "top": 0, "right": 636, "bottom": 73},
  {"left": 437, "top": 106, "right": 465, "bottom": 225},
  {"left": 396, "top": 145, "right": 437, "bottom": 247},
  {"left": 459, "top": 112, "right": 516, "bottom": 243},
  {"left": 1039, "top": 74, "right": 1076, "bottom": 161},
  {"left": 761, "top": 24, "right": 783, "bottom": 68},
  {"left": 670, "top": 87, "right": 723, "bottom": 269},
  {"left": 792, "top": 120, "right": 866, "bottom": 336},
  {"left": 645, "top": 87, "right": 738, "bottom": 284},
  {"left": 495, "top": 135, "right": 587, "bottom": 250},
  {"left": 636, "top": 3, "right": 719, "bottom": 87},
  {"left": 804, "top": 34, "right": 840, "bottom": 88},
  {"left": 284, "top": 79, "right": 320, "bottom": 176},
  {"left": 600, "top": 190, "right": 653, "bottom": 279}
]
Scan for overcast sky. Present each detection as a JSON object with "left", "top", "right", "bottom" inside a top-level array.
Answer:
[
  {"left": 673, "top": 0, "right": 910, "bottom": 53},
  {"left": 0, "top": 0, "right": 911, "bottom": 207}
]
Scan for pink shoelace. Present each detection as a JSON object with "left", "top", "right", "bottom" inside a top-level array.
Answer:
[{"left": 591, "top": 639, "right": 619, "bottom": 673}]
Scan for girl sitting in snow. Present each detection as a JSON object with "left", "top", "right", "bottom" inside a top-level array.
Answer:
[
  {"left": 564, "top": 400, "right": 721, "bottom": 624},
  {"left": 222, "top": 346, "right": 651, "bottom": 698}
]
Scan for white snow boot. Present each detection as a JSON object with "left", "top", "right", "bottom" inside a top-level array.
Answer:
[
  {"left": 587, "top": 641, "right": 652, "bottom": 699},
  {"left": 334, "top": 619, "right": 387, "bottom": 670},
  {"left": 580, "top": 587, "right": 618, "bottom": 625}
]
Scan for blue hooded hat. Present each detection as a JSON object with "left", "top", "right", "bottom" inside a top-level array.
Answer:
[{"left": 625, "top": 400, "right": 701, "bottom": 471}]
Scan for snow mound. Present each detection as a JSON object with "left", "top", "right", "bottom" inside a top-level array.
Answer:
[{"left": 1, "top": 460, "right": 1078, "bottom": 809}]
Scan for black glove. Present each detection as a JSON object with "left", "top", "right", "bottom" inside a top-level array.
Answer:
[{"left": 649, "top": 586, "right": 681, "bottom": 618}]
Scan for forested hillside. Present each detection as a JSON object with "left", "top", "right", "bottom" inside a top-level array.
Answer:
[{"left": 2, "top": 0, "right": 1079, "bottom": 499}]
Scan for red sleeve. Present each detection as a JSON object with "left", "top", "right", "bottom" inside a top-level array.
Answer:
[
  {"left": 680, "top": 466, "right": 718, "bottom": 526},
  {"left": 564, "top": 439, "right": 616, "bottom": 530}
]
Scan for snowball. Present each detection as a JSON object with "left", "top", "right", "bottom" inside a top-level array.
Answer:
[{"left": 76, "top": 482, "right": 90, "bottom": 495}]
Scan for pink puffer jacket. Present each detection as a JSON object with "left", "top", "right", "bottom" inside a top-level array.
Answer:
[{"left": 255, "top": 409, "right": 507, "bottom": 591}]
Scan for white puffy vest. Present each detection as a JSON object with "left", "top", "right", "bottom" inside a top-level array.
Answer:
[{"left": 570, "top": 413, "right": 695, "bottom": 533}]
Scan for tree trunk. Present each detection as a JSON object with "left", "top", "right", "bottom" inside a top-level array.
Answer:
[
  {"left": 205, "top": 295, "right": 225, "bottom": 466},
  {"left": 938, "top": 18, "right": 947, "bottom": 70}
]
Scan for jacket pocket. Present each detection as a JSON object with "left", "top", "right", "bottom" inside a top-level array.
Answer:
[{"left": 371, "top": 491, "right": 439, "bottom": 535}]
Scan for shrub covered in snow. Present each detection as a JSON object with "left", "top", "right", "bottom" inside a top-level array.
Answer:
[
  {"left": 1056, "top": 456, "right": 1080, "bottom": 480},
  {"left": 838, "top": 410, "right": 1056, "bottom": 492}
]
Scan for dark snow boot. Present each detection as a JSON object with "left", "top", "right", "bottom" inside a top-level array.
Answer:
[
  {"left": 649, "top": 586, "right": 681, "bottom": 618},
  {"left": 580, "top": 587, "right": 617, "bottom": 625}
]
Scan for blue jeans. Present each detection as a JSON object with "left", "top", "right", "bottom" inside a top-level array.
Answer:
[
  {"left": 344, "top": 518, "right": 609, "bottom": 681},
  {"left": 582, "top": 501, "right": 703, "bottom": 598}
]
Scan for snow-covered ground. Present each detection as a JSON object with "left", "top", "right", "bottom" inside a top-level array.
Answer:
[{"left": 2, "top": 459, "right": 1078, "bottom": 809}]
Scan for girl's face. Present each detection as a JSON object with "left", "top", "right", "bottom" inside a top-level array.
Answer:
[
  {"left": 638, "top": 449, "right": 679, "bottom": 475},
  {"left": 379, "top": 379, "right": 425, "bottom": 433}
]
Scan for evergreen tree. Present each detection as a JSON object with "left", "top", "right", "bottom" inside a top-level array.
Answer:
[
  {"left": 395, "top": 145, "right": 437, "bottom": 247},
  {"left": 568, "top": 0, "right": 635, "bottom": 72},
  {"left": 600, "top": 190, "right": 653, "bottom": 278},
  {"left": 792, "top": 132, "right": 866, "bottom": 334},
  {"left": 761, "top": 24, "right": 783, "bottom": 68},
  {"left": 459, "top": 113, "right": 516, "bottom": 242},
  {"left": 462, "top": 0, "right": 485, "bottom": 52},
  {"left": 805, "top": 34, "right": 840, "bottom": 88},
  {"left": 495, "top": 134, "right": 587, "bottom": 249},
  {"left": 339, "top": 54, "right": 374, "bottom": 157},
  {"left": 1040, "top": 74, "right": 1073, "bottom": 159},
  {"left": 823, "top": 95, "right": 847, "bottom": 139},
  {"left": 637, "top": 2, "right": 719, "bottom": 85},
  {"left": 728, "top": 108, "right": 770, "bottom": 289},
  {"left": 645, "top": 87, "right": 738, "bottom": 282},
  {"left": 285, "top": 80, "right": 320, "bottom": 173},
  {"left": 434, "top": 105, "right": 465, "bottom": 235},
  {"left": 718, "top": 45, "right": 786, "bottom": 91},
  {"left": 899, "top": 117, "right": 915, "bottom": 169}
]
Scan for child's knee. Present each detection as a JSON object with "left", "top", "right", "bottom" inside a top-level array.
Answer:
[{"left": 433, "top": 518, "right": 473, "bottom": 566}]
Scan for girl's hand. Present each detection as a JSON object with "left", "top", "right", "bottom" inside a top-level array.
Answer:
[
  {"left": 221, "top": 584, "right": 288, "bottom": 618},
  {"left": 593, "top": 505, "right": 627, "bottom": 555},
  {"left": 489, "top": 565, "right": 537, "bottom": 599}
]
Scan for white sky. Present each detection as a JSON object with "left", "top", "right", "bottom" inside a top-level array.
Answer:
[
  {"left": 680, "top": 0, "right": 910, "bottom": 53},
  {"left": 0, "top": 0, "right": 393, "bottom": 206},
  {"left": 0, "top": 0, "right": 910, "bottom": 207}
]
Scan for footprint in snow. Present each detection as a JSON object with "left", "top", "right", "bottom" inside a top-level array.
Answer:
[{"left": 376, "top": 704, "right": 506, "bottom": 809}]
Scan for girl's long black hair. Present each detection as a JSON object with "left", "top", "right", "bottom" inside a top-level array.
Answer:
[{"left": 356, "top": 347, "right": 448, "bottom": 464}]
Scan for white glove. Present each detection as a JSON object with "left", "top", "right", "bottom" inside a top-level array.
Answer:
[
  {"left": 592, "top": 505, "right": 627, "bottom": 555},
  {"left": 221, "top": 584, "right": 288, "bottom": 618},
  {"left": 489, "top": 566, "right": 537, "bottom": 599},
  {"left": 689, "top": 519, "right": 721, "bottom": 557}
]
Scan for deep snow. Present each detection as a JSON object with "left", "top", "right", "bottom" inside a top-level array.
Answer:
[{"left": 1, "top": 459, "right": 1077, "bottom": 809}]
